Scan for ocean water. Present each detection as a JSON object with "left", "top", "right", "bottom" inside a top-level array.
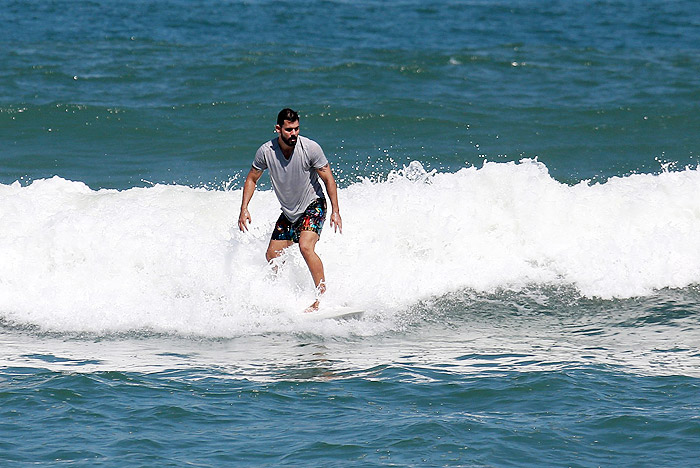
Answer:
[{"left": 2, "top": 0, "right": 700, "bottom": 466}]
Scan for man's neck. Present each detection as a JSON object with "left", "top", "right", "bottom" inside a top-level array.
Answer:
[{"left": 278, "top": 137, "right": 294, "bottom": 159}]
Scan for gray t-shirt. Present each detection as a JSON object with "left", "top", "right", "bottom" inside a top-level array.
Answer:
[{"left": 253, "top": 135, "right": 329, "bottom": 222}]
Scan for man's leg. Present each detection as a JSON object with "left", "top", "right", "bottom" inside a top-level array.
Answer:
[
  {"left": 266, "top": 239, "right": 293, "bottom": 263},
  {"left": 299, "top": 230, "right": 325, "bottom": 310}
]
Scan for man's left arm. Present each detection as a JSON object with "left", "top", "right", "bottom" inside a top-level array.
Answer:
[{"left": 316, "top": 164, "right": 342, "bottom": 233}]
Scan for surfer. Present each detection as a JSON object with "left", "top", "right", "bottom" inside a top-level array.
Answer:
[{"left": 238, "top": 108, "right": 343, "bottom": 312}]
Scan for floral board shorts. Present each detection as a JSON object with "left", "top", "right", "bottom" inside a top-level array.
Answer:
[{"left": 271, "top": 198, "right": 327, "bottom": 243}]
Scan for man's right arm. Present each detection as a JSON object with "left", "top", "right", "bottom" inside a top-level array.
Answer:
[{"left": 238, "top": 166, "right": 264, "bottom": 232}]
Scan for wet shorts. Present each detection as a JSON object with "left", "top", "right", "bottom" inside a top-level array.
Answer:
[{"left": 271, "top": 198, "right": 327, "bottom": 243}]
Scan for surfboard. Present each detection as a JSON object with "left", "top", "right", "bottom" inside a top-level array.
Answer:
[{"left": 302, "top": 305, "right": 365, "bottom": 321}]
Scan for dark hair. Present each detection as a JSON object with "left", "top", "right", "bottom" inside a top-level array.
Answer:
[{"left": 277, "top": 108, "right": 299, "bottom": 126}]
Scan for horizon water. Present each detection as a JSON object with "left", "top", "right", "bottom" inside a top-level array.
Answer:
[{"left": 2, "top": 1, "right": 700, "bottom": 466}]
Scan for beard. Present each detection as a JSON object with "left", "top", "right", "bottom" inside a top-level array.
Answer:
[{"left": 281, "top": 134, "right": 297, "bottom": 147}]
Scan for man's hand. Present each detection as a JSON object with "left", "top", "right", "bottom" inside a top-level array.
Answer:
[
  {"left": 316, "top": 164, "right": 342, "bottom": 234},
  {"left": 238, "top": 208, "right": 251, "bottom": 232},
  {"left": 330, "top": 211, "right": 342, "bottom": 234},
  {"left": 239, "top": 167, "right": 263, "bottom": 233}
]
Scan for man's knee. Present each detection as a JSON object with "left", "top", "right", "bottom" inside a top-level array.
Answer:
[
  {"left": 299, "top": 242, "right": 314, "bottom": 258},
  {"left": 298, "top": 235, "right": 318, "bottom": 258}
]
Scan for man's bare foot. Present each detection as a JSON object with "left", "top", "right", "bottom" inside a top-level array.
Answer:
[
  {"left": 304, "top": 281, "right": 325, "bottom": 313},
  {"left": 304, "top": 300, "right": 320, "bottom": 313}
]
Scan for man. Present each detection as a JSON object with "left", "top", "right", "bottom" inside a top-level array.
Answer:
[{"left": 238, "top": 108, "right": 342, "bottom": 312}]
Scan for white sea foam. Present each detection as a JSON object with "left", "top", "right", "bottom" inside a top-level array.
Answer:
[{"left": 1, "top": 159, "right": 700, "bottom": 335}]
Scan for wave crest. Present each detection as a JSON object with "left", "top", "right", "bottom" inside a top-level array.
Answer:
[{"left": 1, "top": 160, "right": 699, "bottom": 334}]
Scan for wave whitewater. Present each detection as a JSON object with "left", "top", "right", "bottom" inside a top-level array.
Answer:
[{"left": 1, "top": 159, "right": 699, "bottom": 334}]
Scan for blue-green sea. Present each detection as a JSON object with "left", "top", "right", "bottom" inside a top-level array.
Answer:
[{"left": 2, "top": 1, "right": 700, "bottom": 466}]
